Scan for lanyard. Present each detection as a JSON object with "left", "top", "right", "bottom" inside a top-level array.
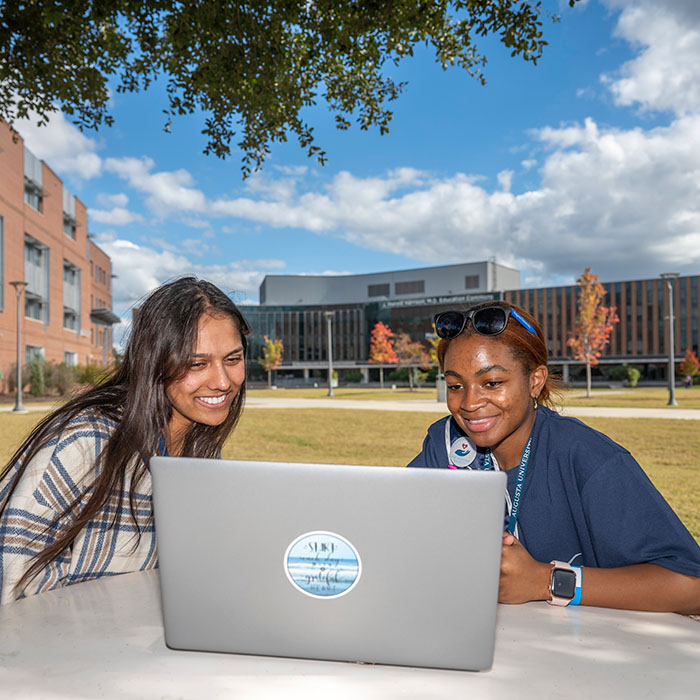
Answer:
[
  {"left": 158, "top": 435, "right": 169, "bottom": 457},
  {"left": 482, "top": 435, "right": 532, "bottom": 535}
]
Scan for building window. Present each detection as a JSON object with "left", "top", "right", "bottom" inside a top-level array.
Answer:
[
  {"left": 64, "top": 264, "right": 78, "bottom": 285},
  {"left": 64, "top": 351, "right": 78, "bottom": 367},
  {"left": 24, "top": 146, "right": 43, "bottom": 213},
  {"left": 368, "top": 283, "right": 390, "bottom": 298},
  {"left": 395, "top": 280, "right": 425, "bottom": 295},
  {"left": 63, "top": 260, "right": 81, "bottom": 331},
  {"left": 25, "top": 242, "right": 41, "bottom": 266},
  {"left": 465, "top": 275, "right": 480, "bottom": 289},
  {"left": 63, "top": 215, "right": 76, "bottom": 239},
  {"left": 62, "top": 188, "right": 77, "bottom": 239},
  {"left": 25, "top": 345, "right": 45, "bottom": 364},
  {"left": 26, "top": 297, "right": 43, "bottom": 320},
  {"left": 24, "top": 183, "right": 43, "bottom": 212},
  {"left": 64, "top": 311, "right": 79, "bottom": 330},
  {"left": 25, "top": 236, "right": 50, "bottom": 325}
]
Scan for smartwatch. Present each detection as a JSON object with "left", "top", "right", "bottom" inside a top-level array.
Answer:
[{"left": 548, "top": 560, "right": 582, "bottom": 606}]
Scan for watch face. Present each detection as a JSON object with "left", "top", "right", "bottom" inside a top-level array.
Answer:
[{"left": 552, "top": 569, "right": 576, "bottom": 599}]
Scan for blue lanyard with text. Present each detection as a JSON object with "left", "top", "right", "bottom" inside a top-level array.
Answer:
[{"left": 482, "top": 435, "right": 532, "bottom": 535}]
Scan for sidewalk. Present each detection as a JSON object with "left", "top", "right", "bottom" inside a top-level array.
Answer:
[
  {"left": 5, "top": 397, "right": 699, "bottom": 420},
  {"left": 0, "top": 402, "right": 61, "bottom": 413},
  {"left": 245, "top": 396, "right": 700, "bottom": 420}
]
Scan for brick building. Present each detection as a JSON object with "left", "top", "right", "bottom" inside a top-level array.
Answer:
[
  {"left": 248, "top": 265, "right": 698, "bottom": 384},
  {"left": 0, "top": 120, "right": 119, "bottom": 390}
]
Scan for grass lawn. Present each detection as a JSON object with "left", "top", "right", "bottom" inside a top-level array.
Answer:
[
  {"left": 1, "top": 408, "right": 698, "bottom": 541},
  {"left": 560, "top": 385, "right": 700, "bottom": 409},
  {"left": 249, "top": 385, "right": 700, "bottom": 409}
]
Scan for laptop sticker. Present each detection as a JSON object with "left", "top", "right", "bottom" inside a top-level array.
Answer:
[
  {"left": 449, "top": 435, "right": 477, "bottom": 468},
  {"left": 284, "top": 531, "right": 362, "bottom": 599}
]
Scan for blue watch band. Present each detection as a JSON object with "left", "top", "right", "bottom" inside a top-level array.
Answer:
[{"left": 570, "top": 566, "right": 583, "bottom": 606}]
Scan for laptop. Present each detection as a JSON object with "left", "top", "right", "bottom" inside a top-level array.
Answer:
[{"left": 150, "top": 457, "right": 506, "bottom": 672}]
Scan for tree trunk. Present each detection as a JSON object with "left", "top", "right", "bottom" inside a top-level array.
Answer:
[
  {"left": 585, "top": 361, "right": 591, "bottom": 398},
  {"left": 379, "top": 366, "right": 384, "bottom": 389},
  {"left": 267, "top": 369, "right": 271, "bottom": 388},
  {"left": 408, "top": 367, "right": 414, "bottom": 391}
]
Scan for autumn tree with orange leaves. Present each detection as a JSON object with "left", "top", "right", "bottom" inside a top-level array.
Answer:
[
  {"left": 368, "top": 322, "right": 397, "bottom": 389},
  {"left": 394, "top": 332, "right": 430, "bottom": 392},
  {"left": 567, "top": 268, "right": 619, "bottom": 398},
  {"left": 680, "top": 349, "right": 700, "bottom": 384}
]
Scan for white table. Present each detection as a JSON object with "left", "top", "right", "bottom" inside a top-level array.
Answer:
[{"left": 1, "top": 570, "right": 698, "bottom": 699}]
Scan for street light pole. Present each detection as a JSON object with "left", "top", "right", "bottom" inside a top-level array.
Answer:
[
  {"left": 324, "top": 311, "right": 335, "bottom": 397},
  {"left": 660, "top": 272, "right": 680, "bottom": 407},
  {"left": 9, "top": 281, "right": 28, "bottom": 413}
]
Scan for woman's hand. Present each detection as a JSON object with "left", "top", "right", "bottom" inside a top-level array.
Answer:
[
  {"left": 498, "top": 532, "right": 551, "bottom": 604},
  {"left": 498, "top": 533, "right": 700, "bottom": 613}
]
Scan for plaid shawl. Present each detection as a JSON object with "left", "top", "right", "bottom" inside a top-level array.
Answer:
[{"left": 0, "top": 410, "right": 157, "bottom": 604}]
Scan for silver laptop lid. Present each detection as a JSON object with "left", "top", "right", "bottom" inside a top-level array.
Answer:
[{"left": 151, "top": 457, "right": 505, "bottom": 671}]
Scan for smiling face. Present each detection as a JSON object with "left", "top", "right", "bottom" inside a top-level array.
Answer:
[
  {"left": 443, "top": 333, "right": 547, "bottom": 470},
  {"left": 165, "top": 313, "right": 245, "bottom": 454}
]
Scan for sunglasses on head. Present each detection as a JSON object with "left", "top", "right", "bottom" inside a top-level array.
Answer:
[{"left": 433, "top": 305, "right": 538, "bottom": 339}]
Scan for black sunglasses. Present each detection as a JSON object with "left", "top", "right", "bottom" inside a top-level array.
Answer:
[{"left": 433, "top": 305, "right": 538, "bottom": 339}]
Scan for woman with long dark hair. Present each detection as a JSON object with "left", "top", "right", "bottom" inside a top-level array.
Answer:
[
  {"left": 0, "top": 276, "right": 250, "bottom": 603},
  {"left": 410, "top": 301, "right": 700, "bottom": 613}
]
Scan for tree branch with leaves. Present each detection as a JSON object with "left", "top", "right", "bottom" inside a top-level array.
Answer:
[{"left": 0, "top": 0, "right": 579, "bottom": 176}]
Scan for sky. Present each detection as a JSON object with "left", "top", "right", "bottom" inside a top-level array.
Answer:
[{"left": 13, "top": 0, "right": 700, "bottom": 326}]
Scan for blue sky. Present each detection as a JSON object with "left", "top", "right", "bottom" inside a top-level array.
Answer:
[{"left": 15, "top": 0, "right": 700, "bottom": 323}]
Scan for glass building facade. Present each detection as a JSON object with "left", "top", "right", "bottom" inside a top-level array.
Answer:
[{"left": 244, "top": 272, "right": 699, "bottom": 383}]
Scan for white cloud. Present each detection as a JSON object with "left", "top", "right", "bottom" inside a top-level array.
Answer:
[
  {"left": 273, "top": 165, "right": 309, "bottom": 176},
  {"left": 95, "top": 234, "right": 276, "bottom": 310},
  {"left": 104, "top": 157, "right": 206, "bottom": 216},
  {"left": 97, "top": 192, "right": 129, "bottom": 208},
  {"left": 15, "top": 110, "right": 102, "bottom": 179},
  {"left": 604, "top": 0, "right": 700, "bottom": 115},
  {"left": 497, "top": 170, "right": 514, "bottom": 192},
  {"left": 182, "top": 109, "right": 700, "bottom": 283},
  {"left": 89, "top": 207, "right": 143, "bottom": 225}
]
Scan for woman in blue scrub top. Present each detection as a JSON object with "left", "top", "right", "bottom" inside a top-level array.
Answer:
[
  {"left": 0, "top": 276, "right": 249, "bottom": 603},
  {"left": 409, "top": 301, "right": 700, "bottom": 613}
]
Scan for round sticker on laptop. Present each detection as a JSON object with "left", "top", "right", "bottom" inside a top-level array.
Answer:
[{"left": 284, "top": 531, "right": 361, "bottom": 599}]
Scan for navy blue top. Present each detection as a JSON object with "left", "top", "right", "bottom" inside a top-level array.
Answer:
[{"left": 408, "top": 406, "right": 700, "bottom": 577}]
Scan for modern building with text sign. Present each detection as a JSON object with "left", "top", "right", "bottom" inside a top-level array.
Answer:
[
  {"left": 247, "top": 261, "right": 699, "bottom": 384},
  {"left": 0, "top": 120, "right": 119, "bottom": 390},
  {"left": 246, "top": 261, "right": 518, "bottom": 382}
]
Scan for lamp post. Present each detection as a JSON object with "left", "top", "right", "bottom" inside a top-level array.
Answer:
[
  {"left": 9, "top": 281, "right": 28, "bottom": 413},
  {"left": 660, "top": 272, "right": 680, "bottom": 407},
  {"left": 324, "top": 311, "right": 335, "bottom": 397}
]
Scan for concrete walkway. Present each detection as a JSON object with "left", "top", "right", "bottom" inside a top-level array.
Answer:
[
  {"left": 0, "top": 402, "right": 62, "bottom": 413},
  {"left": 246, "top": 396, "right": 700, "bottom": 420},
  {"left": 5, "top": 397, "right": 699, "bottom": 420}
]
